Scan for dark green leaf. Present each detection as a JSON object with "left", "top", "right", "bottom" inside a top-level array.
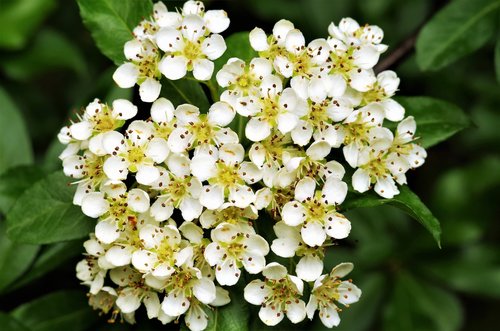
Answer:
[
  {"left": 161, "top": 78, "right": 210, "bottom": 110},
  {"left": 77, "top": 0, "right": 153, "bottom": 64},
  {"left": 11, "top": 290, "right": 98, "bottom": 331},
  {"left": 0, "top": 0, "right": 56, "bottom": 50},
  {"left": 394, "top": 96, "right": 470, "bottom": 148},
  {"left": 0, "top": 87, "right": 34, "bottom": 174},
  {"left": 0, "top": 166, "right": 45, "bottom": 214},
  {"left": 0, "top": 222, "right": 40, "bottom": 293},
  {"left": 10, "top": 240, "right": 84, "bottom": 292},
  {"left": 383, "top": 273, "right": 462, "bottom": 331},
  {"left": 343, "top": 186, "right": 441, "bottom": 246},
  {"left": 6, "top": 171, "right": 95, "bottom": 244},
  {"left": 0, "top": 312, "right": 29, "bottom": 331},
  {"left": 2, "top": 29, "right": 88, "bottom": 81},
  {"left": 415, "top": 0, "right": 500, "bottom": 71}
]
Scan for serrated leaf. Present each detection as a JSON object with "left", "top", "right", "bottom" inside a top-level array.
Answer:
[
  {"left": 10, "top": 240, "right": 84, "bottom": 292},
  {"left": 161, "top": 78, "right": 210, "bottom": 110},
  {"left": 0, "top": 222, "right": 40, "bottom": 293},
  {"left": 415, "top": 0, "right": 500, "bottom": 71},
  {"left": 0, "top": 165, "right": 45, "bottom": 214},
  {"left": 6, "top": 171, "right": 95, "bottom": 244},
  {"left": 11, "top": 290, "right": 98, "bottom": 331},
  {"left": 0, "top": 0, "right": 56, "bottom": 50},
  {"left": 383, "top": 273, "right": 463, "bottom": 331},
  {"left": 0, "top": 87, "right": 34, "bottom": 174},
  {"left": 77, "top": 0, "right": 153, "bottom": 64},
  {"left": 0, "top": 312, "right": 29, "bottom": 331},
  {"left": 394, "top": 96, "right": 470, "bottom": 148},
  {"left": 343, "top": 186, "right": 441, "bottom": 246}
]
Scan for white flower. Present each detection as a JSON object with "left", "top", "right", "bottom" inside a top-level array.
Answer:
[
  {"left": 204, "top": 222, "right": 269, "bottom": 285},
  {"left": 271, "top": 221, "right": 325, "bottom": 282},
  {"left": 101, "top": 120, "right": 169, "bottom": 185},
  {"left": 113, "top": 40, "right": 162, "bottom": 102},
  {"left": 236, "top": 76, "right": 307, "bottom": 142},
  {"left": 199, "top": 203, "right": 258, "bottom": 232},
  {"left": 306, "top": 263, "right": 362, "bottom": 328},
  {"left": 167, "top": 102, "right": 238, "bottom": 154},
  {"left": 361, "top": 70, "right": 404, "bottom": 121},
  {"left": 76, "top": 257, "right": 106, "bottom": 295},
  {"left": 281, "top": 176, "right": 350, "bottom": 246},
  {"left": 244, "top": 263, "right": 307, "bottom": 326},
  {"left": 157, "top": 13, "right": 226, "bottom": 80},
  {"left": 192, "top": 143, "right": 262, "bottom": 210},
  {"left": 216, "top": 57, "right": 273, "bottom": 98}
]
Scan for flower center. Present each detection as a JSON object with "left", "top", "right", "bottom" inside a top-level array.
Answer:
[
  {"left": 164, "top": 176, "right": 191, "bottom": 205},
  {"left": 215, "top": 162, "right": 242, "bottom": 187},
  {"left": 260, "top": 96, "right": 280, "bottom": 123},
  {"left": 264, "top": 278, "right": 301, "bottom": 311},
  {"left": 183, "top": 40, "right": 203, "bottom": 61},
  {"left": 304, "top": 197, "right": 328, "bottom": 222},
  {"left": 190, "top": 117, "right": 213, "bottom": 145}
]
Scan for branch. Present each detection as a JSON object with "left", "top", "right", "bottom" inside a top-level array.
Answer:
[{"left": 374, "top": 32, "right": 418, "bottom": 73}]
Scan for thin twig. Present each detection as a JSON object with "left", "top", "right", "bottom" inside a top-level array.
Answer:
[{"left": 374, "top": 31, "right": 418, "bottom": 73}]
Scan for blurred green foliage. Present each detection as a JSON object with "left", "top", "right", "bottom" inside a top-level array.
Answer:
[{"left": 0, "top": 0, "right": 499, "bottom": 330}]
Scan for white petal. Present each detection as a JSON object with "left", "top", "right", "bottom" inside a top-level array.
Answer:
[
  {"left": 382, "top": 99, "right": 405, "bottom": 122},
  {"left": 249, "top": 27, "right": 269, "bottom": 51},
  {"left": 70, "top": 121, "right": 93, "bottom": 141},
  {"left": 353, "top": 45, "right": 379, "bottom": 69},
  {"left": 229, "top": 185, "right": 255, "bottom": 208},
  {"left": 307, "top": 141, "right": 331, "bottom": 161},
  {"left": 301, "top": 221, "right": 326, "bottom": 247},
  {"left": 103, "top": 155, "right": 128, "bottom": 181},
  {"left": 105, "top": 246, "right": 132, "bottom": 267},
  {"left": 326, "top": 74, "right": 347, "bottom": 98},
  {"left": 285, "top": 29, "right": 305, "bottom": 54},
  {"left": 139, "top": 77, "right": 161, "bottom": 103},
  {"left": 352, "top": 168, "right": 370, "bottom": 193},
  {"left": 238, "top": 162, "right": 262, "bottom": 184},
  {"left": 150, "top": 197, "right": 174, "bottom": 221},
  {"left": 190, "top": 154, "right": 217, "bottom": 181},
  {"left": 343, "top": 142, "right": 360, "bottom": 168},
  {"left": 127, "top": 188, "right": 150, "bottom": 213},
  {"left": 211, "top": 286, "right": 231, "bottom": 306},
  {"left": 216, "top": 259, "right": 241, "bottom": 286},
  {"left": 219, "top": 143, "right": 244, "bottom": 165},
  {"left": 326, "top": 213, "right": 351, "bottom": 239},
  {"left": 272, "top": 19, "right": 294, "bottom": 45},
  {"left": 262, "top": 262, "right": 287, "bottom": 280},
  {"left": 281, "top": 201, "right": 306, "bottom": 226},
  {"left": 259, "top": 305, "right": 284, "bottom": 326},
  {"left": 337, "top": 282, "right": 362, "bottom": 305},
  {"left": 151, "top": 98, "right": 175, "bottom": 123},
  {"left": 193, "top": 58, "right": 214, "bottom": 81},
  {"left": 131, "top": 250, "right": 158, "bottom": 273},
  {"left": 319, "top": 305, "right": 340, "bottom": 328},
  {"left": 193, "top": 277, "right": 216, "bottom": 304},
  {"left": 112, "top": 99, "right": 138, "bottom": 120},
  {"left": 242, "top": 253, "right": 266, "bottom": 274},
  {"left": 116, "top": 290, "right": 141, "bottom": 314},
  {"left": 208, "top": 101, "right": 235, "bottom": 127},
  {"left": 291, "top": 121, "right": 313, "bottom": 146},
  {"left": 294, "top": 177, "right": 316, "bottom": 202},
  {"left": 245, "top": 118, "right": 271, "bottom": 142},
  {"left": 167, "top": 127, "right": 193, "bottom": 153},
  {"left": 254, "top": 187, "right": 272, "bottom": 210},
  {"left": 145, "top": 137, "right": 169, "bottom": 163},
  {"left": 277, "top": 112, "right": 298, "bottom": 134},
  {"left": 113, "top": 63, "right": 139, "bottom": 88},
  {"left": 330, "top": 262, "right": 354, "bottom": 278},
  {"left": 204, "top": 10, "right": 230, "bottom": 33},
  {"left": 322, "top": 178, "right": 348, "bottom": 205},
  {"left": 286, "top": 300, "right": 307, "bottom": 324},
  {"left": 349, "top": 68, "right": 376, "bottom": 92},
  {"left": 102, "top": 131, "right": 125, "bottom": 154},
  {"left": 181, "top": 14, "right": 206, "bottom": 41},
  {"left": 202, "top": 34, "right": 226, "bottom": 60},
  {"left": 180, "top": 196, "right": 203, "bottom": 221},
  {"left": 203, "top": 242, "right": 225, "bottom": 266},
  {"left": 179, "top": 221, "right": 204, "bottom": 243},
  {"left": 296, "top": 255, "right": 323, "bottom": 282},
  {"left": 185, "top": 304, "right": 208, "bottom": 331},
  {"left": 162, "top": 292, "right": 190, "bottom": 317},
  {"left": 271, "top": 238, "right": 299, "bottom": 258},
  {"left": 167, "top": 153, "right": 191, "bottom": 177},
  {"left": 95, "top": 220, "right": 120, "bottom": 244},
  {"left": 374, "top": 176, "right": 399, "bottom": 198},
  {"left": 136, "top": 165, "right": 160, "bottom": 185},
  {"left": 156, "top": 27, "right": 184, "bottom": 52},
  {"left": 81, "top": 192, "right": 109, "bottom": 218},
  {"left": 245, "top": 281, "right": 272, "bottom": 309},
  {"left": 143, "top": 292, "right": 161, "bottom": 319},
  {"left": 199, "top": 185, "right": 224, "bottom": 210},
  {"left": 274, "top": 55, "right": 294, "bottom": 78},
  {"left": 159, "top": 55, "right": 188, "bottom": 80}
]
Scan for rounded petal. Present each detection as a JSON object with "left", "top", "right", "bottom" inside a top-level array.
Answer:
[
  {"left": 70, "top": 121, "right": 93, "bottom": 141},
  {"left": 215, "top": 259, "right": 241, "bottom": 286},
  {"left": 159, "top": 55, "right": 188, "bottom": 80},
  {"left": 193, "top": 277, "right": 216, "bottom": 304},
  {"left": 374, "top": 176, "right": 399, "bottom": 198},
  {"left": 199, "top": 185, "right": 224, "bottom": 210},
  {"left": 193, "top": 58, "right": 214, "bottom": 81},
  {"left": 306, "top": 141, "right": 331, "bottom": 161},
  {"left": 204, "top": 10, "right": 230, "bottom": 33},
  {"left": 127, "top": 188, "right": 150, "bottom": 213},
  {"left": 202, "top": 34, "right": 226, "bottom": 60},
  {"left": 81, "top": 192, "right": 109, "bottom": 218},
  {"left": 322, "top": 178, "right": 348, "bottom": 205},
  {"left": 136, "top": 165, "right": 160, "bottom": 185},
  {"left": 245, "top": 118, "right": 271, "bottom": 142},
  {"left": 103, "top": 156, "right": 128, "bottom": 181},
  {"left": 139, "top": 77, "right": 161, "bottom": 103},
  {"left": 105, "top": 246, "right": 132, "bottom": 267},
  {"left": 281, "top": 201, "right": 306, "bottom": 226},
  {"left": 151, "top": 97, "right": 175, "bottom": 123},
  {"left": 330, "top": 262, "right": 354, "bottom": 278},
  {"left": 262, "top": 262, "right": 287, "bottom": 280},
  {"left": 301, "top": 221, "right": 326, "bottom": 247},
  {"left": 319, "top": 305, "right": 340, "bottom": 328},
  {"left": 259, "top": 305, "right": 284, "bottom": 326},
  {"left": 113, "top": 63, "right": 139, "bottom": 88},
  {"left": 277, "top": 112, "right": 298, "bottom": 134},
  {"left": 286, "top": 300, "right": 307, "bottom": 324},
  {"left": 296, "top": 255, "right": 323, "bottom": 282},
  {"left": 208, "top": 101, "right": 235, "bottom": 127},
  {"left": 294, "top": 177, "right": 316, "bottom": 202},
  {"left": 244, "top": 280, "right": 269, "bottom": 305},
  {"left": 162, "top": 292, "right": 190, "bottom": 317},
  {"left": 326, "top": 214, "right": 351, "bottom": 239},
  {"left": 116, "top": 290, "right": 141, "bottom": 314},
  {"left": 95, "top": 220, "right": 120, "bottom": 244},
  {"left": 249, "top": 27, "right": 269, "bottom": 51},
  {"left": 112, "top": 99, "right": 138, "bottom": 120}
]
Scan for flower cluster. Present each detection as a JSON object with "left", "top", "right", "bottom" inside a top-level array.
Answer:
[{"left": 58, "top": 1, "right": 427, "bottom": 330}]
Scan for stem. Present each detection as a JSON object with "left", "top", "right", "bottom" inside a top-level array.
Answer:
[
  {"left": 374, "top": 32, "right": 418, "bottom": 73},
  {"left": 202, "top": 80, "right": 220, "bottom": 102}
]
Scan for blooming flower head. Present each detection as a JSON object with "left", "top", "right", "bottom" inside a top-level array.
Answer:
[
  {"left": 244, "top": 263, "right": 307, "bottom": 326},
  {"left": 306, "top": 263, "right": 362, "bottom": 327}
]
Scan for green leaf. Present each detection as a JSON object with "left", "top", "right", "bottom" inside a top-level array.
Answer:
[
  {"left": 0, "top": 87, "right": 34, "bottom": 174},
  {"left": 10, "top": 240, "right": 84, "bottom": 292},
  {"left": 343, "top": 186, "right": 442, "bottom": 246},
  {"left": 6, "top": 171, "right": 95, "bottom": 244},
  {"left": 415, "top": 0, "right": 500, "bottom": 71},
  {"left": 161, "top": 78, "right": 210, "bottom": 110},
  {"left": 0, "top": 166, "right": 45, "bottom": 214},
  {"left": 394, "top": 96, "right": 470, "bottom": 148},
  {"left": 0, "top": 222, "right": 39, "bottom": 293},
  {"left": 0, "top": 0, "right": 56, "bottom": 50},
  {"left": 0, "top": 312, "right": 29, "bottom": 331},
  {"left": 77, "top": 0, "right": 153, "bottom": 64},
  {"left": 11, "top": 290, "right": 98, "bottom": 331},
  {"left": 2, "top": 29, "right": 88, "bottom": 81},
  {"left": 383, "top": 273, "right": 463, "bottom": 331}
]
